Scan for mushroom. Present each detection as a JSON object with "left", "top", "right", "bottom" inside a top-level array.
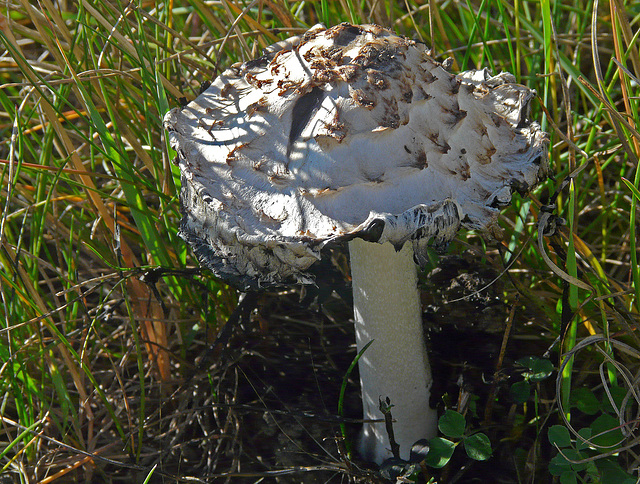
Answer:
[{"left": 163, "top": 23, "right": 548, "bottom": 464}]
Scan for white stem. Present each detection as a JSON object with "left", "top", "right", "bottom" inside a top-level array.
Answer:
[{"left": 348, "top": 238, "right": 437, "bottom": 464}]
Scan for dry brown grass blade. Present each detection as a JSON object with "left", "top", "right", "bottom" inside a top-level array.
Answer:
[
  {"left": 483, "top": 295, "right": 518, "bottom": 426},
  {"left": 609, "top": 0, "right": 640, "bottom": 160},
  {"left": 132, "top": 279, "right": 171, "bottom": 381},
  {"left": 264, "top": 0, "right": 299, "bottom": 28},
  {"left": 611, "top": 0, "right": 640, "bottom": 80},
  {"left": 0, "top": 158, "right": 118, "bottom": 179},
  {"left": 401, "top": 1, "right": 424, "bottom": 43},
  {"left": 135, "top": 7, "right": 217, "bottom": 67},
  {"left": 430, "top": 0, "right": 457, "bottom": 67},
  {"left": 219, "top": 0, "right": 257, "bottom": 62},
  {"left": 187, "top": 0, "right": 228, "bottom": 45},
  {"left": 590, "top": 0, "right": 640, "bottom": 167},
  {"left": 79, "top": 1, "right": 183, "bottom": 100},
  {"left": 578, "top": 76, "right": 640, "bottom": 163},
  {"left": 39, "top": 0, "right": 75, "bottom": 47},
  {"left": 38, "top": 453, "right": 96, "bottom": 484},
  {"left": 226, "top": 1, "right": 286, "bottom": 41},
  {"left": 115, "top": 115, "right": 158, "bottom": 179},
  {"left": 550, "top": 18, "right": 576, "bottom": 177},
  {"left": 16, "top": 0, "right": 78, "bottom": 59},
  {"left": 538, "top": 212, "right": 593, "bottom": 292}
]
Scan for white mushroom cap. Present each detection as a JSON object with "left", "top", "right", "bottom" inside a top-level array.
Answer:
[{"left": 164, "top": 23, "right": 548, "bottom": 290}]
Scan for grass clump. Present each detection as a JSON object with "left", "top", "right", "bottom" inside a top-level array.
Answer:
[{"left": 0, "top": 1, "right": 639, "bottom": 482}]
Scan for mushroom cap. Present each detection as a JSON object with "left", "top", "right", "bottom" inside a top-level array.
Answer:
[{"left": 164, "top": 23, "right": 548, "bottom": 290}]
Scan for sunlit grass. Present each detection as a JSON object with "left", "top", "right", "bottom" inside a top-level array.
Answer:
[{"left": 1, "top": 0, "right": 638, "bottom": 482}]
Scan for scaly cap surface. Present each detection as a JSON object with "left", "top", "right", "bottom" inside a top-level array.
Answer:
[{"left": 164, "top": 23, "right": 548, "bottom": 289}]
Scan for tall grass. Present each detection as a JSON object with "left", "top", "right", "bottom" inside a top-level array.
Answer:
[{"left": 0, "top": 1, "right": 638, "bottom": 482}]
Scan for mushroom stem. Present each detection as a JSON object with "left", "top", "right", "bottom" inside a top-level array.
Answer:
[{"left": 348, "top": 238, "right": 437, "bottom": 464}]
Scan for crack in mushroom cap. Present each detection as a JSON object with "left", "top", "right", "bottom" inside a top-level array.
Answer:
[{"left": 164, "top": 23, "right": 549, "bottom": 290}]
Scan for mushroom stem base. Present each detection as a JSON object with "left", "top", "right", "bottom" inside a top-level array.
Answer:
[{"left": 348, "top": 239, "right": 437, "bottom": 464}]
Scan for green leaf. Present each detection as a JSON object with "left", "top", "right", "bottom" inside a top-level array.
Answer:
[
  {"left": 560, "top": 470, "right": 578, "bottom": 484},
  {"left": 438, "top": 410, "right": 466, "bottom": 439},
  {"left": 600, "top": 386, "right": 627, "bottom": 414},
  {"left": 549, "top": 453, "right": 572, "bottom": 476},
  {"left": 423, "top": 437, "right": 456, "bottom": 469},
  {"left": 549, "top": 449, "right": 588, "bottom": 476},
  {"left": 564, "top": 449, "right": 588, "bottom": 472},
  {"left": 570, "top": 387, "right": 601, "bottom": 415},
  {"left": 517, "top": 356, "right": 555, "bottom": 382},
  {"left": 590, "top": 414, "right": 624, "bottom": 448},
  {"left": 464, "top": 433, "right": 492, "bottom": 461},
  {"left": 531, "top": 358, "right": 555, "bottom": 380},
  {"left": 548, "top": 425, "right": 571, "bottom": 448},
  {"left": 510, "top": 380, "right": 531, "bottom": 403},
  {"left": 576, "top": 428, "right": 592, "bottom": 451},
  {"left": 595, "top": 457, "right": 636, "bottom": 484}
]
